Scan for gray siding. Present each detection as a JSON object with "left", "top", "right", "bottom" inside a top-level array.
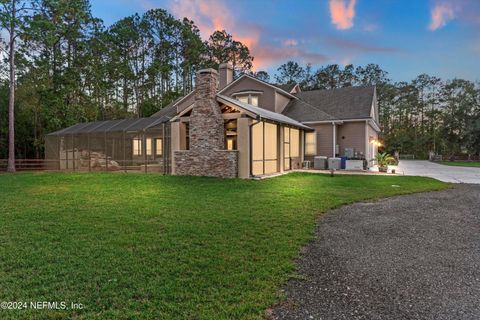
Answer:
[
  {"left": 309, "top": 123, "right": 334, "bottom": 158},
  {"left": 337, "top": 121, "right": 367, "bottom": 157}
]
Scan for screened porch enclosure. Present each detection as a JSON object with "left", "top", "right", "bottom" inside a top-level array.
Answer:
[
  {"left": 251, "top": 121, "right": 301, "bottom": 176},
  {"left": 45, "top": 118, "right": 171, "bottom": 173}
]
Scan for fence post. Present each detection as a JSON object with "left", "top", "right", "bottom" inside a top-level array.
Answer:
[
  {"left": 144, "top": 131, "right": 147, "bottom": 174},
  {"left": 88, "top": 133, "right": 91, "bottom": 172},
  {"left": 105, "top": 129, "right": 108, "bottom": 172},
  {"left": 162, "top": 123, "right": 166, "bottom": 175}
]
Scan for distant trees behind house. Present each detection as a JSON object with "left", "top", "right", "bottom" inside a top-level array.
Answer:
[
  {"left": 0, "top": 0, "right": 478, "bottom": 160},
  {"left": 271, "top": 61, "right": 480, "bottom": 159},
  {"left": 0, "top": 0, "right": 253, "bottom": 159}
]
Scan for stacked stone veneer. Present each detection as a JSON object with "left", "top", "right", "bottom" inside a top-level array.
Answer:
[{"left": 174, "top": 69, "right": 238, "bottom": 178}]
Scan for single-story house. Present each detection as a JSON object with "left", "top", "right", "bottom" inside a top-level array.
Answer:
[{"left": 45, "top": 64, "right": 380, "bottom": 178}]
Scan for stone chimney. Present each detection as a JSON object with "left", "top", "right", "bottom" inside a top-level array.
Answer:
[
  {"left": 189, "top": 68, "right": 224, "bottom": 151},
  {"left": 218, "top": 63, "right": 233, "bottom": 89},
  {"left": 173, "top": 68, "right": 238, "bottom": 178}
]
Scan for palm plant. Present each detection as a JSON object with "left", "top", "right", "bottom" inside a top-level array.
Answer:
[{"left": 371, "top": 152, "right": 396, "bottom": 172}]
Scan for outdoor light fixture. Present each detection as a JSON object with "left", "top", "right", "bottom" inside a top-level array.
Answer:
[{"left": 370, "top": 139, "right": 383, "bottom": 147}]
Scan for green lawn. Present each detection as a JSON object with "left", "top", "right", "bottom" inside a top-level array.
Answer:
[
  {"left": 0, "top": 172, "right": 447, "bottom": 319},
  {"left": 437, "top": 161, "right": 480, "bottom": 167}
]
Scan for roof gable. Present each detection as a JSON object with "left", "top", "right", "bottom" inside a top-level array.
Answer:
[
  {"left": 277, "top": 82, "right": 301, "bottom": 94},
  {"left": 217, "top": 94, "right": 312, "bottom": 130},
  {"left": 218, "top": 74, "right": 297, "bottom": 99}
]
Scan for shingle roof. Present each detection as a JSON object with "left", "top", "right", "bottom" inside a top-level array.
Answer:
[
  {"left": 282, "top": 99, "right": 338, "bottom": 122},
  {"left": 293, "top": 86, "right": 375, "bottom": 120},
  {"left": 276, "top": 83, "right": 297, "bottom": 93},
  {"left": 150, "top": 100, "right": 179, "bottom": 120},
  {"left": 216, "top": 94, "right": 312, "bottom": 130}
]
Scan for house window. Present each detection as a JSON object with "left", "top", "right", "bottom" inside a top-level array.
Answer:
[
  {"left": 155, "top": 138, "right": 163, "bottom": 156},
  {"left": 132, "top": 138, "right": 142, "bottom": 156},
  {"left": 224, "top": 119, "right": 237, "bottom": 150},
  {"left": 226, "top": 138, "right": 235, "bottom": 150},
  {"left": 237, "top": 96, "right": 249, "bottom": 104},
  {"left": 146, "top": 138, "right": 152, "bottom": 156},
  {"left": 235, "top": 94, "right": 259, "bottom": 106},
  {"left": 250, "top": 95, "right": 258, "bottom": 106},
  {"left": 180, "top": 122, "right": 189, "bottom": 150},
  {"left": 305, "top": 132, "right": 316, "bottom": 155}
]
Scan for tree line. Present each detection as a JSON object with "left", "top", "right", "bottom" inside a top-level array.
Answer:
[
  {"left": 1, "top": 0, "right": 478, "bottom": 165},
  {"left": 0, "top": 0, "right": 253, "bottom": 163}
]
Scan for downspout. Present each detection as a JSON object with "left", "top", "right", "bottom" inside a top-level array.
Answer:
[
  {"left": 143, "top": 130, "right": 147, "bottom": 173},
  {"left": 365, "top": 120, "right": 368, "bottom": 162},
  {"left": 105, "top": 127, "right": 108, "bottom": 172},
  {"left": 123, "top": 128, "right": 126, "bottom": 173},
  {"left": 87, "top": 133, "right": 91, "bottom": 172},
  {"left": 332, "top": 121, "right": 336, "bottom": 157}
]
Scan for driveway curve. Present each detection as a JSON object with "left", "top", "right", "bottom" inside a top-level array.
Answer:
[
  {"left": 397, "top": 160, "right": 480, "bottom": 184},
  {"left": 272, "top": 184, "right": 480, "bottom": 320}
]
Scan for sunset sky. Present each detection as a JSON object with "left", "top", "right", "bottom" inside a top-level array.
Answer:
[{"left": 91, "top": 0, "right": 480, "bottom": 82}]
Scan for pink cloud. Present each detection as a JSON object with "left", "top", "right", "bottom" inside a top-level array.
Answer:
[
  {"left": 169, "top": 0, "right": 328, "bottom": 70},
  {"left": 428, "top": 2, "right": 456, "bottom": 30},
  {"left": 428, "top": 0, "right": 480, "bottom": 31},
  {"left": 329, "top": 0, "right": 357, "bottom": 30},
  {"left": 170, "top": 0, "right": 235, "bottom": 39},
  {"left": 169, "top": 0, "right": 263, "bottom": 68}
]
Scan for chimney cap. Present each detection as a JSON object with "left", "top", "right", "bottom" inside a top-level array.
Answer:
[
  {"left": 219, "top": 63, "right": 233, "bottom": 70},
  {"left": 197, "top": 68, "right": 219, "bottom": 75}
]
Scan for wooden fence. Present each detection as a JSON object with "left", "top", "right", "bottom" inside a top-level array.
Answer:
[
  {"left": 0, "top": 159, "right": 59, "bottom": 171},
  {"left": 0, "top": 159, "right": 170, "bottom": 174},
  {"left": 398, "top": 154, "right": 416, "bottom": 160}
]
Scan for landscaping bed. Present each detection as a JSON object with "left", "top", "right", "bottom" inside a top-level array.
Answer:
[{"left": 0, "top": 172, "right": 447, "bottom": 319}]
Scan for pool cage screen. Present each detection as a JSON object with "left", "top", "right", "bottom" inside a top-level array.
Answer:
[{"left": 45, "top": 118, "right": 171, "bottom": 174}]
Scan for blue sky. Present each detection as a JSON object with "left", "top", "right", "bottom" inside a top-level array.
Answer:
[{"left": 90, "top": 0, "right": 480, "bottom": 82}]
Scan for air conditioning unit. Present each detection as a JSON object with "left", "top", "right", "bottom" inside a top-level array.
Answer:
[
  {"left": 328, "top": 157, "right": 341, "bottom": 170},
  {"left": 314, "top": 156, "right": 328, "bottom": 170}
]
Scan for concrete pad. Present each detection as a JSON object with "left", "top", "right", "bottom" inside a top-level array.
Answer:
[{"left": 397, "top": 160, "right": 480, "bottom": 184}]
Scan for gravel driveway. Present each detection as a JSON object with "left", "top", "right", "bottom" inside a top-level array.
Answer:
[{"left": 272, "top": 185, "right": 480, "bottom": 320}]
